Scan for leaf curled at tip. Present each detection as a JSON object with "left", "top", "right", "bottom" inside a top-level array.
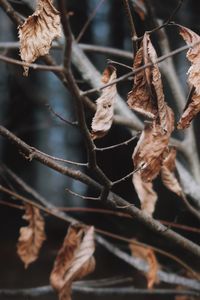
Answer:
[
  {"left": 161, "top": 147, "right": 183, "bottom": 196},
  {"left": 133, "top": 172, "right": 158, "bottom": 216},
  {"left": 177, "top": 26, "right": 200, "bottom": 129},
  {"left": 17, "top": 204, "right": 46, "bottom": 268},
  {"left": 18, "top": 0, "right": 61, "bottom": 76},
  {"left": 91, "top": 65, "right": 117, "bottom": 140},
  {"left": 129, "top": 240, "right": 159, "bottom": 288},
  {"left": 50, "top": 224, "right": 95, "bottom": 300}
]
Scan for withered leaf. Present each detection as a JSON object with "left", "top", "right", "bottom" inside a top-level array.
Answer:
[
  {"left": 17, "top": 203, "right": 46, "bottom": 268},
  {"left": 161, "top": 147, "right": 182, "bottom": 196},
  {"left": 91, "top": 65, "right": 117, "bottom": 140},
  {"left": 132, "top": 110, "right": 174, "bottom": 182},
  {"left": 50, "top": 224, "right": 95, "bottom": 300},
  {"left": 18, "top": 0, "right": 61, "bottom": 76},
  {"left": 127, "top": 46, "right": 157, "bottom": 119},
  {"left": 133, "top": 172, "right": 158, "bottom": 216},
  {"left": 128, "top": 34, "right": 172, "bottom": 132},
  {"left": 129, "top": 241, "right": 159, "bottom": 289},
  {"left": 177, "top": 26, "right": 200, "bottom": 129}
]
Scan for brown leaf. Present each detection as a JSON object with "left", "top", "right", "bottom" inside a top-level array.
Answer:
[
  {"left": 18, "top": 0, "right": 61, "bottom": 76},
  {"left": 17, "top": 204, "right": 46, "bottom": 268},
  {"left": 177, "top": 26, "right": 200, "bottom": 129},
  {"left": 161, "top": 147, "right": 183, "bottom": 196},
  {"left": 132, "top": 110, "right": 174, "bottom": 182},
  {"left": 91, "top": 65, "right": 117, "bottom": 139},
  {"left": 128, "top": 34, "right": 173, "bottom": 132},
  {"left": 133, "top": 172, "right": 158, "bottom": 215},
  {"left": 50, "top": 224, "right": 95, "bottom": 300},
  {"left": 127, "top": 46, "right": 157, "bottom": 119},
  {"left": 129, "top": 241, "right": 159, "bottom": 289}
]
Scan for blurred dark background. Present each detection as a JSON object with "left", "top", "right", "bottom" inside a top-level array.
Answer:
[{"left": 0, "top": 1, "right": 200, "bottom": 299}]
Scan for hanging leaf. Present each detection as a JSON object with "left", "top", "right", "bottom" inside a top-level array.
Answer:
[
  {"left": 133, "top": 172, "right": 158, "bottom": 215},
  {"left": 129, "top": 241, "right": 159, "bottom": 289},
  {"left": 17, "top": 204, "right": 46, "bottom": 268},
  {"left": 161, "top": 147, "right": 183, "bottom": 196},
  {"left": 91, "top": 65, "right": 117, "bottom": 140},
  {"left": 50, "top": 224, "right": 95, "bottom": 300},
  {"left": 127, "top": 46, "right": 157, "bottom": 119},
  {"left": 177, "top": 26, "right": 200, "bottom": 129},
  {"left": 18, "top": 0, "right": 61, "bottom": 76},
  {"left": 132, "top": 113, "right": 174, "bottom": 182}
]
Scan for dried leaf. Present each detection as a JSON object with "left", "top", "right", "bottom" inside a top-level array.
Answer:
[
  {"left": 127, "top": 34, "right": 172, "bottom": 132},
  {"left": 17, "top": 204, "right": 46, "bottom": 268},
  {"left": 133, "top": 172, "right": 158, "bottom": 215},
  {"left": 127, "top": 46, "right": 157, "bottom": 119},
  {"left": 50, "top": 224, "right": 95, "bottom": 300},
  {"left": 18, "top": 0, "right": 61, "bottom": 76},
  {"left": 177, "top": 26, "right": 200, "bottom": 129},
  {"left": 133, "top": 110, "right": 174, "bottom": 182},
  {"left": 161, "top": 147, "right": 182, "bottom": 196},
  {"left": 91, "top": 65, "right": 117, "bottom": 139},
  {"left": 129, "top": 241, "right": 159, "bottom": 289}
]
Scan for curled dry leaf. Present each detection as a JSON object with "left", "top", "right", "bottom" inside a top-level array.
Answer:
[
  {"left": 133, "top": 172, "right": 158, "bottom": 216},
  {"left": 50, "top": 224, "right": 95, "bottom": 300},
  {"left": 177, "top": 26, "right": 200, "bottom": 129},
  {"left": 129, "top": 241, "right": 159, "bottom": 289},
  {"left": 133, "top": 111, "right": 174, "bottom": 182},
  {"left": 91, "top": 65, "right": 117, "bottom": 139},
  {"left": 128, "top": 34, "right": 172, "bottom": 132},
  {"left": 161, "top": 147, "right": 183, "bottom": 196},
  {"left": 127, "top": 46, "right": 157, "bottom": 119},
  {"left": 17, "top": 204, "right": 46, "bottom": 268},
  {"left": 18, "top": 0, "right": 61, "bottom": 76}
]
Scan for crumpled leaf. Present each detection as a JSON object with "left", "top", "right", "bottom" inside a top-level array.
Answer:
[
  {"left": 133, "top": 111, "right": 174, "bottom": 182},
  {"left": 161, "top": 147, "right": 183, "bottom": 196},
  {"left": 127, "top": 44, "right": 157, "bottom": 119},
  {"left": 177, "top": 26, "right": 200, "bottom": 129},
  {"left": 50, "top": 224, "right": 95, "bottom": 300},
  {"left": 17, "top": 203, "right": 46, "bottom": 268},
  {"left": 18, "top": 0, "right": 61, "bottom": 76},
  {"left": 128, "top": 34, "right": 172, "bottom": 132},
  {"left": 133, "top": 172, "right": 158, "bottom": 215},
  {"left": 91, "top": 65, "right": 117, "bottom": 139},
  {"left": 129, "top": 241, "right": 159, "bottom": 289}
]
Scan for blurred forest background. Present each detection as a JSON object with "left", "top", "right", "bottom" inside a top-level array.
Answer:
[{"left": 0, "top": 0, "right": 200, "bottom": 300}]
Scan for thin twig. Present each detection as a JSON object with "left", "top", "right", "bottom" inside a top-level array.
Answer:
[
  {"left": 111, "top": 167, "right": 141, "bottom": 186},
  {"left": 95, "top": 134, "right": 139, "bottom": 151},
  {"left": 0, "top": 54, "right": 63, "bottom": 72},
  {"left": 76, "top": 0, "right": 106, "bottom": 43},
  {"left": 65, "top": 188, "right": 100, "bottom": 201},
  {"left": 46, "top": 104, "right": 77, "bottom": 126},
  {"left": 123, "top": 0, "right": 138, "bottom": 55}
]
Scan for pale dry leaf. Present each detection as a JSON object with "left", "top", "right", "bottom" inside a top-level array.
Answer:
[
  {"left": 133, "top": 172, "right": 158, "bottom": 216},
  {"left": 177, "top": 26, "right": 200, "bottom": 129},
  {"left": 132, "top": 109, "right": 174, "bottom": 182},
  {"left": 129, "top": 241, "right": 159, "bottom": 289},
  {"left": 91, "top": 65, "right": 117, "bottom": 139},
  {"left": 147, "top": 35, "right": 170, "bottom": 132},
  {"left": 50, "top": 224, "right": 95, "bottom": 300},
  {"left": 127, "top": 46, "right": 157, "bottom": 119},
  {"left": 18, "top": 0, "right": 61, "bottom": 76},
  {"left": 17, "top": 203, "right": 46, "bottom": 268},
  {"left": 161, "top": 147, "right": 183, "bottom": 196}
]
